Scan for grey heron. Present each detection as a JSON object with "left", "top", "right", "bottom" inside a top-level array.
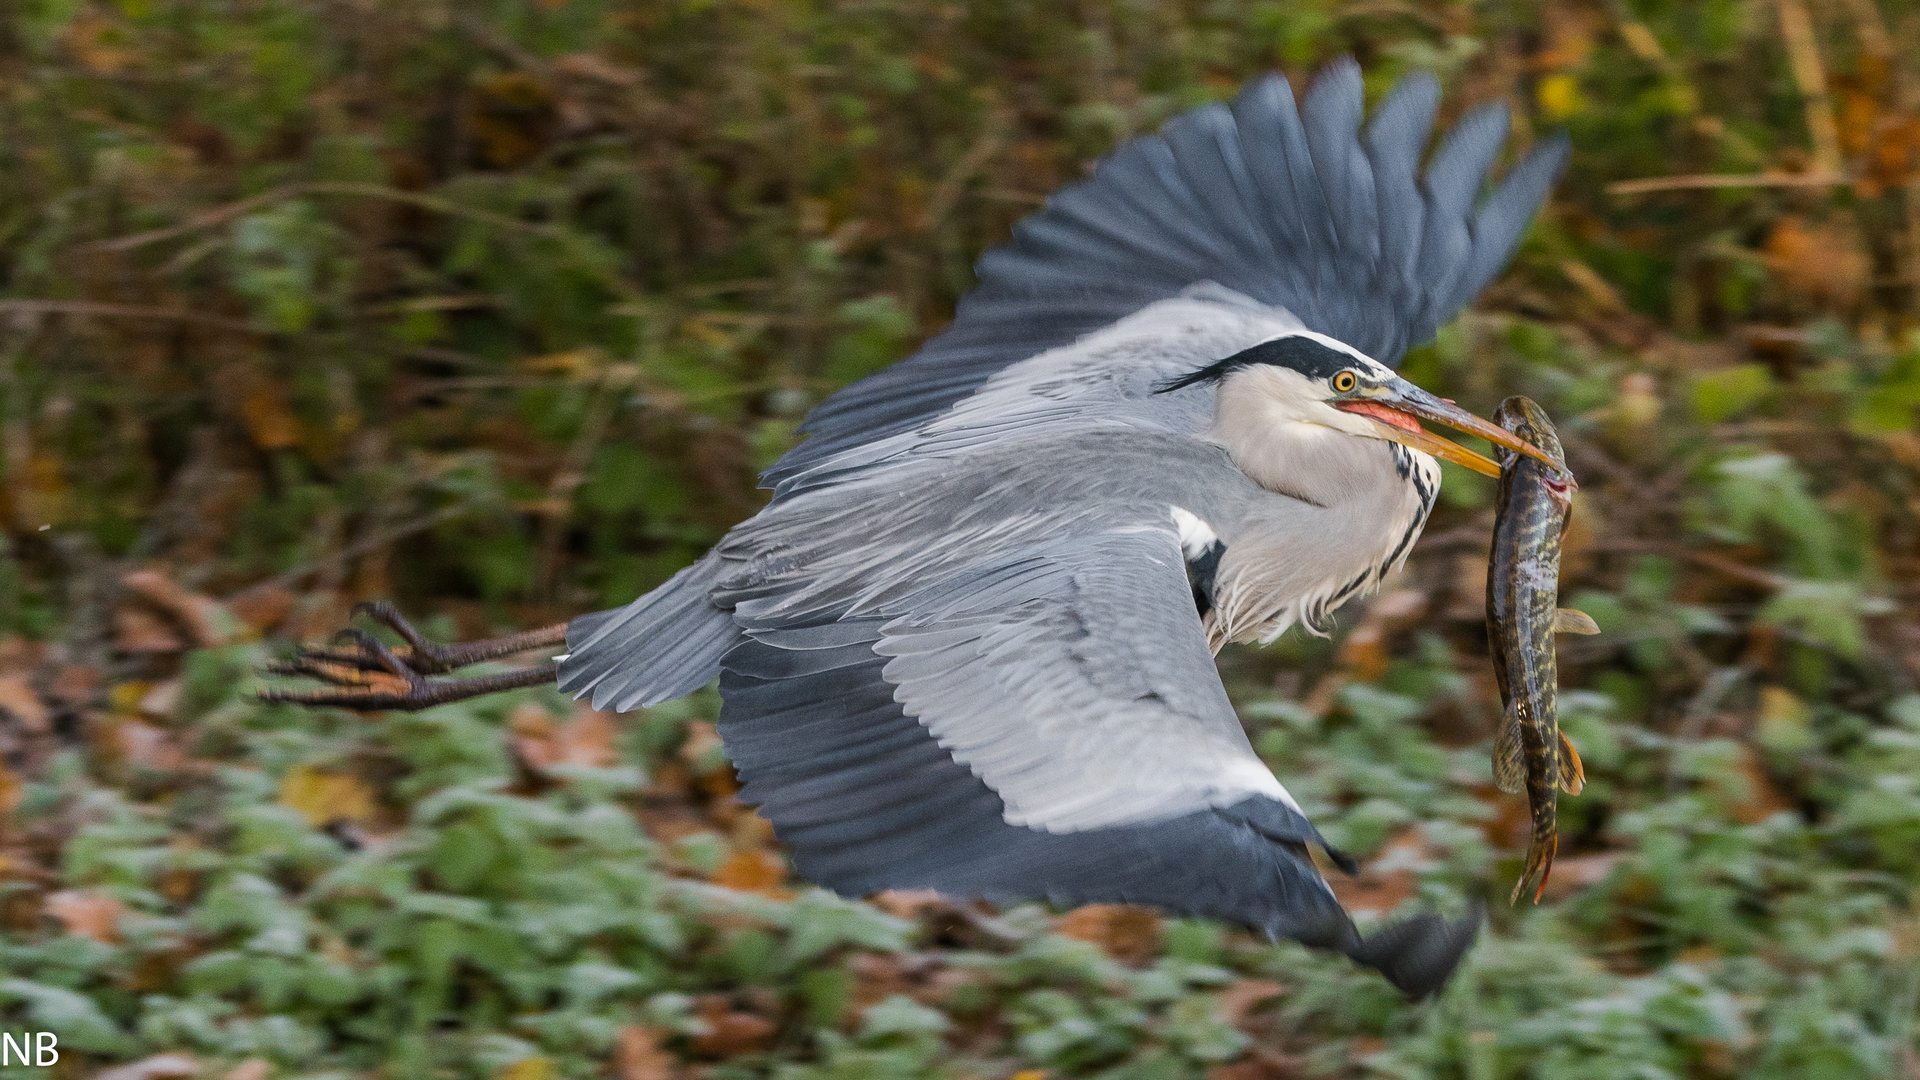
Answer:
[{"left": 267, "top": 59, "right": 1569, "bottom": 998}]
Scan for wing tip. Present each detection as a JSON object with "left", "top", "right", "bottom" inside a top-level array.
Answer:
[{"left": 1345, "top": 902, "right": 1485, "bottom": 999}]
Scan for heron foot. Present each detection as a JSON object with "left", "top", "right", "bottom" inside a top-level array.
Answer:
[{"left": 260, "top": 602, "right": 567, "bottom": 712}]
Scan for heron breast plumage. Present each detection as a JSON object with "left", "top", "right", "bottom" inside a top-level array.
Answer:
[{"left": 1193, "top": 432, "right": 1439, "bottom": 648}]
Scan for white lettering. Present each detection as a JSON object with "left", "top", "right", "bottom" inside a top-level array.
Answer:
[{"left": 0, "top": 1033, "right": 58, "bottom": 1065}]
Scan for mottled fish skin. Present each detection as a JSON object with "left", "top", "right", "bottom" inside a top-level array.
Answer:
[{"left": 1485, "top": 396, "right": 1580, "bottom": 905}]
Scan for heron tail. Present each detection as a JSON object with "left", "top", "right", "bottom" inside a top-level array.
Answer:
[{"left": 557, "top": 555, "right": 738, "bottom": 712}]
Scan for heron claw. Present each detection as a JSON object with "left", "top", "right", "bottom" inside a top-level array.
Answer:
[{"left": 259, "top": 603, "right": 569, "bottom": 712}]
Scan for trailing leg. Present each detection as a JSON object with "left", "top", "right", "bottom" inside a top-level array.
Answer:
[{"left": 261, "top": 602, "right": 566, "bottom": 712}]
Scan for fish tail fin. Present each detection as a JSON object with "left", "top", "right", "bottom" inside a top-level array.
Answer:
[
  {"left": 1511, "top": 832, "right": 1558, "bottom": 906},
  {"left": 1557, "top": 732, "right": 1586, "bottom": 795}
]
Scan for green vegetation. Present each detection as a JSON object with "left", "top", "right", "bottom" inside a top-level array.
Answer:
[{"left": 2, "top": 1, "right": 1920, "bottom": 1077}]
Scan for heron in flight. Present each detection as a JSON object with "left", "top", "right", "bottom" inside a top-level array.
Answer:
[{"left": 268, "top": 60, "right": 1568, "bottom": 997}]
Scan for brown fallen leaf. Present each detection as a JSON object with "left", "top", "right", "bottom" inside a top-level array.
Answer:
[
  {"left": 122, "top": 569, "right": 232, "bottom": 646},
  {"left": 1336, "top": 589, "right": 1429, "bottom": 680},
  {"left": 118, "top": 719, "right": 189, "bottom": 773},
  {"left": 158, "top": 864, "right": 199, "bottom": 904},
  {"left": 225, "top": 584, "right": 296, "bottom": 634},
  {"left": 285, "top": 590, "right": 355, "bottom": 644},
  {"left": 139, "top": 678, "right": 183, "bottom": 721},
  {"left": 1538, "top": 852, "right": 1629, "bottom": 902},
  {"left": 279, "top": 764, "right": 381, "bottom": 827},
  {"left": 688, "top": 995, "right": 775, "bottom": 1057},
  {"left": 224, "top": 1059, "right": 272, "bottom": 1080},
  {"left": 45, "top": 887, "right": 125, "bottom": 943},
  {"left": 1867, "top": 113, "right": 1920, "bottom": 191},
  {"left": 614, "top": 1024, "right": 679, "bottom": 1080},
  {"left": 0, "top": 759, "right": 21, "bottom": 818},
  {"left": 1329, "top": 866, "right": 1418, "bottom": 919},
  {"left": 0, "top": 636, "right": 41, "bottom": 671},
  {"left": 234, "top": 370, "right": 299, "bottom": 451},
  {"left": 1723, "top": 743, "right": 1797, "bottom": 825},
  {"left": 46, "top": 663, "right": 102, "bottom": 706},
  {"left": 844, "top": 952, "right": 911, "bottom": 1015},
  {"left": 1216, "top": 978, "right": 1287, "bottom": 1028},
  {"left": 1327, "top": 828, "right": 1433, "bottom": 918},
  {"left": 1764, "top": 216, "right": 1870, "bottom": 310},
  {"left": 61, "top": 11, "right": 136, "bottom": 75},
  {"left": 1473, "top": 782, "right": 1533, "bottom": 852},
  {"left": 1055, "top": 903, "right": 1161, "bottom": 965},
  {"left": 679, "top": 722, "right": 725, "bottom": 770},
  {"left": 711, "top": 849, "right": 787, "bottom": 893},
  {"left": 0, "top": 848, "right": 57, "bottom": 884},
  {"left": 115, "top": 606, "right": 185, "bottom": 653},
  {"left": 869, "top": 888, "right": 951, "bottom": 921},
  {"left": 0, "top": 675, "right": 50, "bottom": 733},
  {"left": 509, "top": 702, "right": 620, "bottom": 772}
]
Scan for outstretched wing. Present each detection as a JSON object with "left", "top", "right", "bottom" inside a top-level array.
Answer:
[
  {"left": 719, "top": 523, "right": 1336, "bottom": 916},
  {"left": 716, "top": 521, "right": 1476, "bottom": 995},
  {"left": 765, "top": 61, "right": 1568, "bottom": 492}
]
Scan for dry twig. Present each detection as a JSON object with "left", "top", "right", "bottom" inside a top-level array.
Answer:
[{"left": 1607, "top": 171, "right": 1849, "bottom": 196}]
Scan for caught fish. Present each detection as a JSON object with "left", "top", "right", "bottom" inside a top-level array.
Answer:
[{"left": 1485, "top": 396, "right": 1597, "bottom": 905}]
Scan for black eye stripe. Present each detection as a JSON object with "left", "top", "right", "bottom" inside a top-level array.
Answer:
[{"left": 1155, "top": 335, "right": 1372, "bottom": 394}]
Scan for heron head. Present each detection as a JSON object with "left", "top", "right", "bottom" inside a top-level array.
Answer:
[{"left": 1160, "top": 332, "right": 1557, "bottom": 478}]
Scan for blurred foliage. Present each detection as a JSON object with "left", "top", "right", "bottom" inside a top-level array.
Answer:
[{"left": 3, "top": 0, "right": 1920, "bottom": 1078}]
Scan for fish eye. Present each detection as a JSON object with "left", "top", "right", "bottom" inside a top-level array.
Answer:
[{"left": 1331, "top": 370, "right": 1357, "bottom": 393}]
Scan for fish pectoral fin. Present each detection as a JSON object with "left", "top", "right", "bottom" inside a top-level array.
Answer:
[
  {"left": 1557, "top": 732, "right": 1586, "bottom": 796},
  {"left": 1554, "top": 607, "right": 1601, "bottom": 635},
  {"left": 1492, "top": 714, "right": 1526, "bottom": 794}
]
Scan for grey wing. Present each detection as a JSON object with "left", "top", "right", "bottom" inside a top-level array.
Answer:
[
  {"left": 765, "top": 62, "right": 1568, "bottom": 491},
  {"left": 720, "top": 523, "right": 1340, "bottom": 916},
  {"left": 716, "top": 521, "right": 1478, "bottom": 996},
  {"left": 871, "top": 527, "right": 1296, "bottom": 832}
]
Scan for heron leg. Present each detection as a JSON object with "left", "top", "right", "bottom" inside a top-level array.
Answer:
[
  {"left": 346, "top": 601, "right": 569, "bottom": 673},
  {"left": 261, "top": 603, "right": 567, "bottom": 712}
]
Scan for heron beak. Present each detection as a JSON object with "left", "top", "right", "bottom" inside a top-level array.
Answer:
[{"left": 1333, "top": 379, "right": 1560, "bottom": 478}]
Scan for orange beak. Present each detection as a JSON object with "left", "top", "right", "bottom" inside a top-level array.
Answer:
[{"left": 1333, "top": 378, "right": 1561, "bottom": 478}]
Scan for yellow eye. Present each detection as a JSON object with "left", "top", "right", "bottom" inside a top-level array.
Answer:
[{"left": 1331, "top": 370, "right": 1357, "bottom": 393}]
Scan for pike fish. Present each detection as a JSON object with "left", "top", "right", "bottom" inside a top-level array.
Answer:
[{"left": 1485, "top": 396, "right": 1598, "bottom": 905}]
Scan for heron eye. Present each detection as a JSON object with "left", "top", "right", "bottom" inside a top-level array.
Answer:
[{"left": 1331, "top": 370, "right": 1357, "bottom": 393}]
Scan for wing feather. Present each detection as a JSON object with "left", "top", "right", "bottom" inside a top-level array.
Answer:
[
  {"left": 869, "top": 527, "right": 1296, "bottom": 832},
  {"left": 767, "top": 64, "right": 1567, "bottom": 493},
  {"left": 713, "top": 545, "right": 1481, "bottom": 996}
]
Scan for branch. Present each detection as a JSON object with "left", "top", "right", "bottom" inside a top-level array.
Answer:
[
  {"left": 0, "top": 299, "right": 266, "bottom": 334},
  {"left": 1607, "top": 171, "right": 1849, "bottom": 196}
]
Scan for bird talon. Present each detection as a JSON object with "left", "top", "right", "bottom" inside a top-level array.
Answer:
[
  {"left": 257, "top": 684, "right": 423, "bottom": 711},
  {"left": 259, "top": 662, "right": 557, "bottom": 712},
  {"left": 321, "top": 628, "right": 418, "bottom": 680},
  {"left": 348, "top": 601, "right": 457, "bottom": 673},
  {"left": 286, "top": 646, "right": 392, "bottom": 673},
  {"left": 265, "top": 655, "right": 409, "bottom": 690}
]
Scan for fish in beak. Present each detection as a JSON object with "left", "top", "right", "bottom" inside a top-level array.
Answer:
[{"left": 1334, "top": 377, "right": 1563, "bottom": 478}]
